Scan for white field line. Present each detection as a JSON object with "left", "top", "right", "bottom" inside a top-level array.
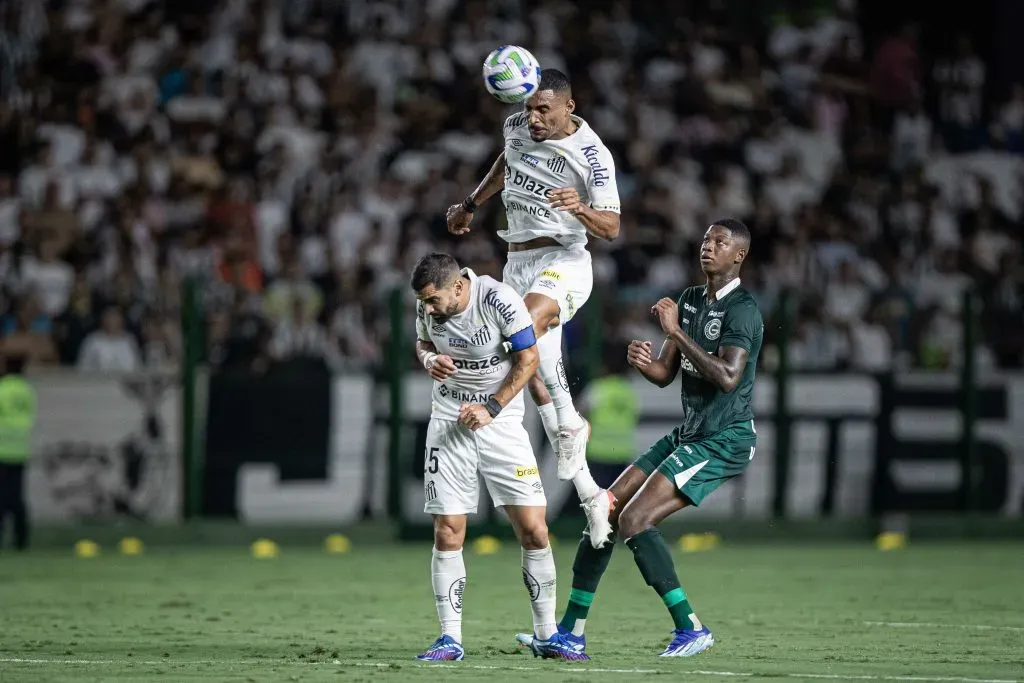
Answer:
[
  {"left": 0, "top": 658, "right": 1016, "bottom": 683},
  {"left": 865, "top": 621, "right": 1024, "bottom": 633}
]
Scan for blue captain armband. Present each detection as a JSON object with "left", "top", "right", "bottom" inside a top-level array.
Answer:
[{"left": 507, "top": 326, "right": 537, "bottom": 352}]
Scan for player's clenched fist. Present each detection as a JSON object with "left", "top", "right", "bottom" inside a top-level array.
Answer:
[
  {"left": 651, "top": 298, "right": 681, "bottom": 335},
  {"left": 627, "top": 340, "right": 654, "bottom": 369},
  {"left": 458, "top": 403, "right": 493, "bottom": 431},
  {"left": 446, "top": 202, "right": 473, "bottom": 235},
  {"left": 548, "top": 187, "right": 584, "bottom": 215},
  {"left": 425, "top": 354, "right": 458, "bottom": 381}
]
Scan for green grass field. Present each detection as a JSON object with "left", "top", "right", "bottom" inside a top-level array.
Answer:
[{"left": 0, "top": 541, "right": 1021, "bottom": 682}]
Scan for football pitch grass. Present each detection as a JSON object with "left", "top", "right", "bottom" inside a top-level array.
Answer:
[{"left": 0, "top": 541, "right": 1021, "bottom": 682}]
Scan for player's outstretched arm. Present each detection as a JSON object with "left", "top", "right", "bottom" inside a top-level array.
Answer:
[
  {"left": 651, "top": 298, "right": 748, "bottom": 393},
  {"left": 446, "top": 152, "right": 506, "bottom": 235},
  {"left": 627, "top": 339, "right": 681, "bottom": 388}
]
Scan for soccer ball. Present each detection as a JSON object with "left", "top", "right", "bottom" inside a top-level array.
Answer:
[{"left": 482, "top": 45, "right": 541, "bottom": 104}]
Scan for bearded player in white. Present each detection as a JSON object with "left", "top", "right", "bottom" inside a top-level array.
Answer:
[
  {"left": 411, "top": 253, "right": 586, "bottom": 662},
  {"left": 446, "top": 69, "right": 619, "bottom": 549}
]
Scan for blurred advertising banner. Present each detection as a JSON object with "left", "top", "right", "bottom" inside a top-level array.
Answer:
[
  {"left": 395, "top": 372, "right": 1024, "bottom": 523},
  {"left": 26, "top": 371, "right": 181, "bottom": 523}
]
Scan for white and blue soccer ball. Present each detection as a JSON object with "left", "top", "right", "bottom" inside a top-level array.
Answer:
[{"left": 482, "top": 45, "right": 541, "bottom": 104}]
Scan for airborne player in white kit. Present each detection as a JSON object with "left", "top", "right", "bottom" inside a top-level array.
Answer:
[
  {"left": 411, "top": 252, "right": 585, "bottom": 662},
  {"left": 446, "top": 68, "right": 620, "bottom": 549}
]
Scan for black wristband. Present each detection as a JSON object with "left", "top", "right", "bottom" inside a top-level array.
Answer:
[
  {"left": 462, "top": 197, "right": 477, "bottom": 214},
  {"left": 484, "top": 396, "right": 502, "bottom": 418}
]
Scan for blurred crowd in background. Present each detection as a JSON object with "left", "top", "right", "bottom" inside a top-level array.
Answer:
[{"left": 0, "top": 0, "right": 1021, "bottom": 378}]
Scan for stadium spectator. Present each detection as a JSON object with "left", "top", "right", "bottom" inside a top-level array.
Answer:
[{"left": 0, "top": 0, "right": 1018, "bottom": 379}]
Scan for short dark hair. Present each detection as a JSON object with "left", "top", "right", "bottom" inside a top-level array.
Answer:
[
  {"left": 711, "top": 218, "right": 750, "bottom": 247},
  {"left": 410, "top": 252, "right": 461, "bottom": 292},
  {"left": 538, "top": 68, "right": 572, "bottom": 96}
]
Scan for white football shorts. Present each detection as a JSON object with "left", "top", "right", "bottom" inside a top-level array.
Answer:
[
  {"left": 503, "top": 246, "right": 593, "bottom": 324},
  {"left": 423, "top": 418, "right": 546, "bottom": 515}
]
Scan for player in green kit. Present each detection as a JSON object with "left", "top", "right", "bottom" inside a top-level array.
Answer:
[{"left": 516, "top": 218, "right": 763, "bottom": 660}]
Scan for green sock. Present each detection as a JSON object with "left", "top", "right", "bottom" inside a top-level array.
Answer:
[
  {"left": 626, "top": 528, "right": 700, "bottom": 631},
  {"left": 557, "top": 532, "right": 615, "bottom": 635}
]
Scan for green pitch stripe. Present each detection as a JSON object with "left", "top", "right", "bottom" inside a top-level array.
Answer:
[
  {"left": 662, "top": 587, "right": 687, "bottom": 608},
  {"left": 569, "top": 588, "right": 595, "bottom": 607}
]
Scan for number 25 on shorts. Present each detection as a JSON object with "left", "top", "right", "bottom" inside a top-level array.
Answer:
[{"left": 426, "top": 446, "right": 440, "bottom": 474}]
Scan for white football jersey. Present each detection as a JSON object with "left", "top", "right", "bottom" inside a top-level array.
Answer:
[
  {"left": 416, "top": 269, "right": 536, "bottom": 422},
  {"left": 499, "top": 114, "right": 620, "bottom": 249}
]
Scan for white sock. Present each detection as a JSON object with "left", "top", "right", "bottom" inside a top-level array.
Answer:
[
  {"left": 536, "top": 402, "right": 559, "bottom": 450},
  {"left": 431, "top": 547, "right": 466, "bottom": 644},
  {"left": 536, "top": 327, "right": 586, "bottom": 430},
  {"left": 573, "top": 466, "right": 601, "bottom": 502},
  {"left": 522, "top": 546, "right": 558, "bottom": 640}
]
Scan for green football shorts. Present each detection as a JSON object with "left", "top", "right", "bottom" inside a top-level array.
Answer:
[{"left": 633, "top": 420, "right": 757, "bottom": 506}]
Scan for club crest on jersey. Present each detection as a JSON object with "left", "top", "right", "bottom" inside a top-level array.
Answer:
[
  {"left": 546, "top": 154, "right": 566, "bottom": 175},
  {"left": 520, "top": 152, "right": 540, "bottom": 167},
  {"left": 704, "top": 318, "right": 722, "bottom": 340},
  {"left": 469, "top": 325, "right": 492, "bottom": 346}
]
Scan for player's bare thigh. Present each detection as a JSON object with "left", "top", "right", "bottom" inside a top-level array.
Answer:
[
  {"left": 523, "top": 292, "right": 560, "bottom": 337},
  {"left": 433, "top": 514, "right": 468, "bottom": 551},
  {"left": 617, "top": 472, "right": 690, "bottom": 540},
  {"left": 605, "top": 464, "right": 652, "bottom": 530},
  {"left": 502, "top": 504, "right": 549, "bottom": 550}
]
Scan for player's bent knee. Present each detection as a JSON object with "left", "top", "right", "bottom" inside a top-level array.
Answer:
[
  {"left": 433, "top": 517, "right": 466, "bottom": 551},
  {"left": 517, "top": 521, "right": 550, "bottom": 550},
  {"left": 617, "top": 503, "right": 653, "bottom": 541}
]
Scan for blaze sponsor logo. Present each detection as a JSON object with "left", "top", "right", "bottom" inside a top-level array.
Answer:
[
  {"left": 507, "top": 169, "right": 553, "bottom": 198},
  {"left": 581, "top": 145, "right": 611, "bottom": 187},
  {"left": 484, "top": 289, "right": 516, "bottom": 326},
  {"left": 515, "top": 466, "right": 539, "bottom": 477}
]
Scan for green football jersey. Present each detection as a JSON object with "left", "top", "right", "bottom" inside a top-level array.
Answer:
[{"left": 673, "top": 279, "right": 763, "bottom": 441}]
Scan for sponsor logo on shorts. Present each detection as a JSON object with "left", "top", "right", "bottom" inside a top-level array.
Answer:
[
  {"left": 704, "top": 318, "right": 721, "bottom": 340},
  {"left": 484, "top": 289, "right": 516, "bottom": 326},
  {"left": 531, "top": 481, "right": 543, "bottom": 492},
  {"left": 546, "top": 154, "right": 566, "bottom": 175},
  {"left": 448, "top": 337, "right": 468, "bottom": 349},
  {"left": 469, "top": 325, "right": 492, "bottom": 346},
  {"left": 522, "top": 568, "right": 540, "bottom": 601},
  {"left": 540, "top": 269, "right": 562, "bottom": 281},
  {"left": 425, "top": 480, "right": 437, "bottom": 502},
  {"left": 449, "top": 577, "right": 466, "bottom": 613},
  {"left": 565, "top": 293, "right": 576, "bottom": 319},
  {"left": 556, "top": 358, "right": 570, "bottom": 393},
  {"left": 669, "top": 454, "right": 685, "bottom": 469},
  {"left": 683, "top": 445, "right": 693, "bottom": 454},
  {"left": 515, "top": 466, "right": 539, "bottom": 478},
  {"left": 536, "top": 280, "right": 556, "bottom": 290},
  {"left": 520, "top": 152, "right": 541, "bottom": 167}
]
